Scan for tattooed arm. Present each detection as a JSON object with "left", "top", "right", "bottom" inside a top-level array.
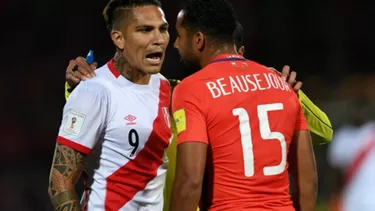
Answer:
[{"left": 48, "top": 144, "right": 85, "bottom": 211}]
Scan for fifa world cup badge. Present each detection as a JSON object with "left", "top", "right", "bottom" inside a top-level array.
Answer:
[
  {"left": 63, "top": 110, "right": 86, "bottom": 136},
  {"left": 70, "top": 117, "right": 77, "bottom": 129}
]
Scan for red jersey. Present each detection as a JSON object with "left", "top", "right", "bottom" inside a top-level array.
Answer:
[{"left": 172, "top": 54, "right": 309, "bottom": 211}]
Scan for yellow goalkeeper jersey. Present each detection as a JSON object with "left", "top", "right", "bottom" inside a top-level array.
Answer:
[{"left": 65, "top": 81, "right": 333, "bottom": 211}]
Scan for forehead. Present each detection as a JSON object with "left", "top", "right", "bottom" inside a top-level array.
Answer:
[
  {"left": 131, "top": 6, "right": 167, "bottom": 26},
  {"left": 176, "top": 10, "right": 185, "bottom": 27}
]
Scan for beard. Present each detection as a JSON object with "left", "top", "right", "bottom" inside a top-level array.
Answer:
[
  {"left": 178, "top": 50, "right": 201, "bottom": 76},
  {"left": 181, "top": 62, "right": 201, "bottom": 77},
  {"left": 179, "top": 57, "right": 201, "bottom": 76}
]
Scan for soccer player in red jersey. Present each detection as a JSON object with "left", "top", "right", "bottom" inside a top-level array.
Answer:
[{"left": 170, "top": 0, "right": 317, "bottom": 211}]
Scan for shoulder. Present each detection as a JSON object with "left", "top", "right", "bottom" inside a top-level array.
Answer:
[
  {"left": 68, "top": 65, "right": 114, "bottom": 101},
  {"left": 175, "top": 68, "right": 205, "bottom": 92},
  {"left": 173, "top": 79, "right": 190, "bottom": 96},
  {"left": 172, "top": 77, "right": 204, "bottom": 107}
]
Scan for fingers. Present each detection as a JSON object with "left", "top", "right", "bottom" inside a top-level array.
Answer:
[
  {"left": 281, "top": 65, "right": 290, "bottom": 81},
  {"left": 66, "top": 60, "right": 81, "bottom": 87},
  {"left": 269, "top": 65, "right": 303, "bottom": 92},
  {"left": 293, "top": 81, "right": 303, "bottom": 92},
  {"left": 75, "top": 56, "right": 96, "bottom": 78},
  {"left": 65, "top": 57, "right": 97, "bottom": 88},
  {"left": 280, "top": 65, "right": 303, "bottom": 92},
  {"left": 66, "top": 71, "right": 81, "bottom": 87},
  {"left": 90, "top": 62, "right": 98, "bottom": 72},
  {"left": 288, "top": 71, "right": 297, "bottom": 85}
]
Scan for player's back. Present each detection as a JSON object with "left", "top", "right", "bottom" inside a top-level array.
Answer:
[{"left": 181, "top": 55, "right": 302, "bottom": 211}]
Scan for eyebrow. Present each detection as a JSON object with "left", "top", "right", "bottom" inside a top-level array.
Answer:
[
  {"left": 160, "top": 23, "right": 169, "bottom": 28},
  {"left": 136, "top": 25, "right": 153, "bottom": 29},
  {"left": 135, "top": 23, "right": 169, "bottom": 29}
]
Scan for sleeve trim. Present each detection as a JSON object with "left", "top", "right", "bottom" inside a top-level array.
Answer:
[
  {"left": 57, "top": 136, "right": 92, "bottom": 155},
  {"left": 176, "top": 139, "right": 208, "bottom": 146},
  {"left": 294, "top": 128, "right": 310, "bottom": 132}
]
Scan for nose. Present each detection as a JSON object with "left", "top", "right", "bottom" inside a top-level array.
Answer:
[{"left": 173, "top": 37, "right": 179, "bottom": 49}]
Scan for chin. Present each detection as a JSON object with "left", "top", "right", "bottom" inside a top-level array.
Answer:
[
  {"left": 180, "top": 58, "right": 200, "bottom": 70},
  {"left": 144, "top": 66, "right": 162, "bottom": 74}
]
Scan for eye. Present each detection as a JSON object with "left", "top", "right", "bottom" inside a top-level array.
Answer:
[
  {"left": 138, "top": 27, "right": 153, "bottom": 33},
  {"left": 139, "top": 29, "right": 150, "bottom": 33},
  {"left": 160, "top": 26, "right": 169, "bottom": 33}
]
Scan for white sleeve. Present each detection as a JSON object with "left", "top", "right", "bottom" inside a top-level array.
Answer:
[
  {"left": 328, "top": 126, "right": 360, "bottom": 169},
  {"left": 56, "top": 83, "right": 107, "bottom": 155}
]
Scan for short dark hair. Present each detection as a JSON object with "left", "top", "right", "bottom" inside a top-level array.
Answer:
[
  {"left": 103, "top": 0, "right": 162, "bottom": 31},
  {"left": 180, "top": 0, "right": 238, "bottom": 43},
  {"left": 233, "top": 21, "right": 244, "bottom": 49}
]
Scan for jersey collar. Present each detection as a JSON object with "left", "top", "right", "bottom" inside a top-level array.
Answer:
[
  {"left": 107, "top": 58, "right": 156, "bottom": 91},
  {"left": 208, "top": 54, "right": 247, "bottom": 65},
  {"left": 107, "top": 58, "right": 121, "bottom": 78}
]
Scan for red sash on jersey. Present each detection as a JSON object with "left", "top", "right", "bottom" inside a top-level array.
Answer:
[
  {"left": 344, "top": 136, "right": 375, "bottom": 185},
  {"left": 336, "top": 134, "right": 375, "bottom": 211}
]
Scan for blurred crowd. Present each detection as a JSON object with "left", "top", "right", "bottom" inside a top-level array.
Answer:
[{"left": 1, "top": 0, "right": 374, "bottom": 210}]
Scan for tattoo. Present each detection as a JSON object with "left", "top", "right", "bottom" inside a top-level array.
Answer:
[
  {"left": 56, "top": 201, "right": 81, "bottom": 211},
  {"left": 52, "top": 191, "right": 81, "bottom": 211},
  {"left": 48, "top": 144, "right": 85, "bottom": 211},
  {"left": 114, "top": 53, "right": 150, "bottom": 84},
  {"left": 114, "top": 53, "right": 130, "bottom": 79}
]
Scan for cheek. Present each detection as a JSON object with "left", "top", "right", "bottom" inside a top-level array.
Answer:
[
  {"left": 132, "top": 38, "right": 148, "bottom": 60},
  {"left": 164, "top": 32, "right": 170, "bottom": 44},
  {"left": 174, "top": 37, "right": 180, "bottom": 48},
  {"left": 123, "top": 40, "right": 144, "bottom": 64}
]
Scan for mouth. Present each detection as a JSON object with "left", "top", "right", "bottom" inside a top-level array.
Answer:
[{"left": 145, "top": 51, "right": 163, "bottom": 65}]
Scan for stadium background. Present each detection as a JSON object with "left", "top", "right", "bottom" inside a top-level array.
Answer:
[{"left": 1, "top": 0, "right": 374, "bottom": 210}]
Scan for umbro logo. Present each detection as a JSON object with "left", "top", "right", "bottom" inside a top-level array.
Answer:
[{"left": 124, "top": 114, "right": 137, "bottom": 125}]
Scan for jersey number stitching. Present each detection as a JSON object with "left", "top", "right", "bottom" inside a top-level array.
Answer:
[
  {"left": 233, "top": 103, "right": 286, "bottom": 177},
  {"left": 128, "top": 129, "right": 139, "bottom": 157}
]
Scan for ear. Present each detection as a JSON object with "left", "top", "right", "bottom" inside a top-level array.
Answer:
[
  {"left": 194, "top": 31, "right": 205, "bottom": 52},
  {"left": 238, "top": 46, "right": 245, "bottom": 56},
  {"left": 111, "top": 30, "right": 125, "bottom": 50}
]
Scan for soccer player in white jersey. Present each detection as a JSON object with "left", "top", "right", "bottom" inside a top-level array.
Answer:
[
  {"left": 329, "top": 121, "right": 375, "bottom": 211},
  {"left": 47, "top": 0, "right": 172, "bottom": 210}
]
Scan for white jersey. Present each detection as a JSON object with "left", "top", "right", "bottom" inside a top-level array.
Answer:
[
  {"left": 57, "top": 59, "right": 172, "bottom": 211},
  {"left": 329, "top": 122, "right": 375, "bottom": 211}
]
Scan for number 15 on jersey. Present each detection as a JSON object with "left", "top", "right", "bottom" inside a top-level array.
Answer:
[{"left": 233, "top": 103, "right": 287, "bottom": 177}]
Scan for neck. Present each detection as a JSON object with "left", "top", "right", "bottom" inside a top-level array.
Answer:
[
  {"left": 200, "top": 43, "right": 237, "bottom": 68},
  {"left": 113, "top": 52, "right": 151, "bottom": 85}
]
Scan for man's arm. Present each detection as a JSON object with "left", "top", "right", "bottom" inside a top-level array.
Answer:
[
  {"left": 289, "top": 130, "right": 317, "bottom": 211},
  {"left": 48, "top": 144, "right": 85, "bottom": 211},
  {"left": 171, "top": 83, "right": 208, "bottom": 211},
  {"left": 171, "top": 142, "right": 207, "bottom": 211},
  {"left": 52, "top": 80, "right": 106, "bottom": 209},
  {"left": 298, "top": 90, "right": 333, "bottom": 145}
]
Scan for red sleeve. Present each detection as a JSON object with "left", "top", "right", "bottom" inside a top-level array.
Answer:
[
  {"left": 294, "top": 100, "right": 309, "bottom": 131},
  {"left": 172, "top": 82, "right": 208, "bottom": 145}
]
